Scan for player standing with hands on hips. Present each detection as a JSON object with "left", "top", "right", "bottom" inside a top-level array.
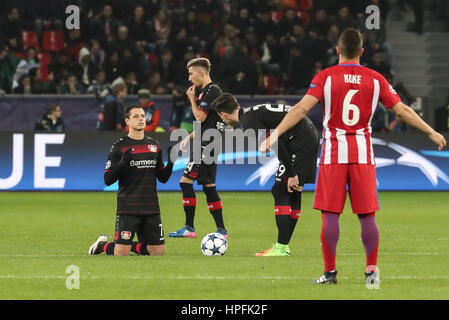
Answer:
[
  {"left": 168, "top": 58, "right": 228, "bottom": 239},
  {"left": 260, "top": 28, "right": 446, "bottom": 284},
  {"left": 88, "top": 105, "right": 174, "bottom": 256}
]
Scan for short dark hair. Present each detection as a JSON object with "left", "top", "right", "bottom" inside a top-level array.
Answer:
[
  {"left": 338, "top": 28, "right": 363, "bottom": 59},
  {"left": 124, "top": 105, "right": 144, "bottom": 119},
  {"left": 186, "top": 57, "right": 211, "bottom": 73},
  {"left": 46, "top": 103, "right": 60, "bottom": 114},
  {"left": 210, "top": 93, "right": 239, "bottom": 114}
]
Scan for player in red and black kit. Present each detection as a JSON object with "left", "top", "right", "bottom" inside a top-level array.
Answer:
[
  {"left": 211, "top": 93, "right": 319, "bottom": 256},
  {"left": 168, "top": 58, "right": 228, "bottom": 239},
  {"left": 88, "top": 105, "right": 174, "bottom": 256},
  {"left": 261, "top": 28, "right": 446, "bottom": 284}
]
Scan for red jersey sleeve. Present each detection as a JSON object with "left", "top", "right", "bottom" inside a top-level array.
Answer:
[
  {"left": 378, "top": 74, "right": 401, "bottom": 109},
  {"left": 306, "top": 70, "right": 326, "bottom": 101}
]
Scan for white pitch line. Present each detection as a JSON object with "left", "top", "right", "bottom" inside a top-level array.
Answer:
[
  {"left": 0, "top": 275, "right": 448, "bottom": 280},
  {"left": 0, "top": 251, "right": 448, "bottom": 258}
]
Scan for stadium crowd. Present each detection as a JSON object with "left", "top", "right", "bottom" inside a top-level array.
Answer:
[{"left": 1, "top": 0, "right": 446, "bottom": 132}]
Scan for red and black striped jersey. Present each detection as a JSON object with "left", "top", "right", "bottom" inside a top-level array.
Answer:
[{"left": 104, "top": 135, "right": 167, "bottom": 215}]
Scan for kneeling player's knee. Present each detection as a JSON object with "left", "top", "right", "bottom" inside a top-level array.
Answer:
[{"left": 147, "top": 245, "right": 165, "bottom": 256}]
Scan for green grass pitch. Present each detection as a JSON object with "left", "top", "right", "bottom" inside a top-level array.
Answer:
[{"left": 0, "top": 191, "right": 448, "bottom": 300}]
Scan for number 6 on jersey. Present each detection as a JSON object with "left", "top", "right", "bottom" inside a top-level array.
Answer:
[{"left": 342, "top": 89, "right": 360, "bottom": 126}]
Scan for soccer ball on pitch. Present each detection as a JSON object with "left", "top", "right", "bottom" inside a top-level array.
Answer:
[{"left": 201, "top": 233, "right": 228, "bottom": 256}]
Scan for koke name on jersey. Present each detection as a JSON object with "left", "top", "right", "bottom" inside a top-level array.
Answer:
[{"left": 344, "top": 74, "right": 362, "bottom": 84}]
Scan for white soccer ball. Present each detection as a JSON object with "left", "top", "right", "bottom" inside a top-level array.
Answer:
[{"left": 201, "top": 233, "right": 228, "bottom": 256}]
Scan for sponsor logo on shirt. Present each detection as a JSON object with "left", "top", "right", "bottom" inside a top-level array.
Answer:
[{"left": 130, "top": 159, "right": 157, "bottom": 168}]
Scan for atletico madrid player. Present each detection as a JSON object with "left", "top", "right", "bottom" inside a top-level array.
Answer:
[{"left": 260, "top": 28, "right": 446, "bottom": 284}]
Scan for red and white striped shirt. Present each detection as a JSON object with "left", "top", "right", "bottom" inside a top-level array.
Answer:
[{"left": 306, "top": 62, "right": 401, "bottom": 165}]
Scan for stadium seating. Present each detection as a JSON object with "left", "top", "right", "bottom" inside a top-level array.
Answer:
[
  {"left": 42, "top": 31, "right": 65, "bottom": 52},
  {"left": 21, "top": 30, "right": 40, "bottom": 51}
]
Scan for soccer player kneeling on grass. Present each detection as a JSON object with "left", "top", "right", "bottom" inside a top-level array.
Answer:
[
  {"left": 211, "top": 93, "right": 320, "bottom": 256},
  {"left": 88, "top": 105, "right": 175, "bottom": 256}
]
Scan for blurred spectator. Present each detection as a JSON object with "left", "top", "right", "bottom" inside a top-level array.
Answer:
[
  {"left": 104, "top": 51, "right": 122, "bottom": 83},
  {"left": 87, "top": 69, "right": 110, "bottom": 99},
  {"left": 57, "top": 74, "right": 84, "bottom": 94},
  {"left": 229, "top": 7, "right": 254, "bottom": 35},
  {"left": 89, "top": 4, "right": 120, "bottom": 46},
  {"left": 153, "top": 9, "right": 172, "bottom": 46},
  {"left": 136, "top": 89, "right": 161, "bottom": 132},
  {"left": 255, "top": 8, "right": 279, "bottom": 40},
  {"left": 326, "top": 25, "right": 341, "bottom": 66},
  {"left": 308, "top": 9, "right": 331, "bottom": 38},
  {"left": 332, "top": 6, "right": 355, "bottom": 31},
  {"left": 127, "top": 5, "right": 153, "bottom": 44},
  {"left": 285, "top": 45, "right": 314, "bottom": 94},
  {"left": 97, "top": 81, "right": 128, "bottom": 131},
  {"left": 142, "top": 71, "right": 168, "bottom": 95},
  {"left": 278, "top": 8, "right": 304, "bottom": 37},
  {"left": 169, "top": 86, "right": 193, "bottom": 132},
  {"left": 125, "top": 72, "right": 139, "bottom": 95},
  {"left": 12, "top": 74, "right": 32, "bottom": 94},
  {"left": 1, "top": 6, "right": 22, "bottom": 52},
  {"left": 89, "top": 39, "right": 106, "bottom": 69},
  {"left": 107, "top": 25, "right": 133, "bottom": 55},
  {"left": 51, "top": 50, "right": 74, "bottom": 85},
  {"left": 260, "top": 33, "right": 283, "bottom": 75},
  {"left": 168, "top": 26, "right": 189, "bottom": 61},
  {"left": 157, "top": 47, "right": 177, "bottom": 90},
  {"left": 172, "top": 45, "right": 197, "bottom": 88},
  {"left": 75, "top": 47, "right": 97, "bottom": 90},
  {"left": 221, "top": 44, "right": 259, "bottom": 95},
  {"left": 12, "top": 47, "right": 40, "bottom": 90},
  {"left": 66, "top": 29, "right": 85, "bottom": 63},
  {"left": 29, "top": 67, "right": 55, "bottom": 94},
  {"left": 34, "top": 103, "right": 65, "bottom": 132}
]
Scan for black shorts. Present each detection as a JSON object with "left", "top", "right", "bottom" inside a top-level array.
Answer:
[
  {"left": 275, "top": 147, "right": 318, "bottom": 186},
  {"left": 182, "top": 147, "right": 217, "bottom": 185},
  {"left": 114, "top": 214, "right": 165, "bottom": 245}
]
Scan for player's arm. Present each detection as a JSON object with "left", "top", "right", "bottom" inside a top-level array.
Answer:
[
  {"left": 391, "top": 102, "right": 446, "bottom": 150},
  {"left": 156, "top": 146, "right": 175, "bottom": 183},
  {"left": 259, "top": 95, "right": 319, "bottom": 152},
  {"left": 104, "top": 147, "right": 133, "bottom": 186},
  {"left": 186, "top": 85, "right": 207, "bottom": 122}
]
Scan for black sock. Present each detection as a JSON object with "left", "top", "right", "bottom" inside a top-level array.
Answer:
[
  {"left": 203, "top": 186, "right": 225, "bottom": 229},
  {"left": 96, "top": 241, "right": 115, "bottom": 255},
  {"left": 131, "top": 242, "right": 150, "bottom": 255},
  {"left": 275, "top": 209, "right": 291, "bottom": 245},
  {"left": 180, "top": 182, "right": 196, "bottom": 228}
]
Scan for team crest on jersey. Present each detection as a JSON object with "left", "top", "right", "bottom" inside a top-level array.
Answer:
[
  {"left": 216, "top": 121, "right": 225, "bottom": 131},
  {"left": 198, "top": 92, "right": 204, "bottom": 100},
  {"left": 105, "top": 160, "right": 111, "bottom": 169},
  {"left": 389, "top": 84, "right": 397, "bottom": 95},
  {"left": 148, "top": 144, "right": 158, "bottom": 152},
  {"left": 121, "top": 231, "right": 132, "bottom": 240}
]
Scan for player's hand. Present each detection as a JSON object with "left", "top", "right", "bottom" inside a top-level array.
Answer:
[
  {"left": 186, "top": 85, "right": 196, "bottom": 101},
  {"left": 180, "top": 135, "right": 191, "bottom": 152},
  {"left": 287, "top": 175, "right": 301, "bottom": 193},
  {"left": 428, "top": 131, "right": 446, "bottom": 151},
  {"left": 119, "top": 148, "right": 133, "bottom": 167},
  {"left": 259, "top": 138, "right": 271, "bottom": 153}
]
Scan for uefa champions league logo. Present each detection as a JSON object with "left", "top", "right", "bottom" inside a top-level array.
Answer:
[{"left": 246, "top": 138, "right": 449, "bottom": 188}]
